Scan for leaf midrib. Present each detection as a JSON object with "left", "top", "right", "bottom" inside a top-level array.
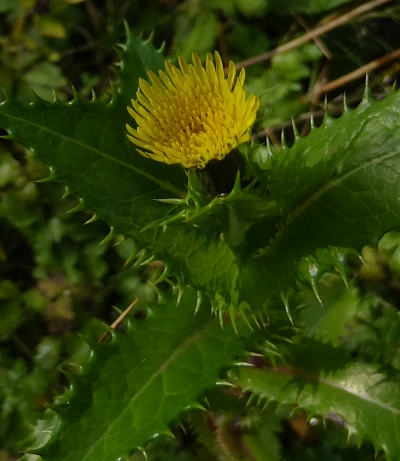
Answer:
[
  {"left": 3, "top": 109, "right": 185, "bottom": 198},
  {"left": 263, "top": 148, "right": 400, "bottom": 258},
  {"left": 288, "top": 149, "right": 400, "bottom": 225},
  {"left": 268, "top": 366, "right": 400, "bottom": 416},
  {"left": 82, "top": 317, "right": 217, "bottom": 461}
]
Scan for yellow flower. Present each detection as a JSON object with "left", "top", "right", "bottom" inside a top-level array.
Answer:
[{"left": 126, "top": 52, "right": 259, "bottom": 169}]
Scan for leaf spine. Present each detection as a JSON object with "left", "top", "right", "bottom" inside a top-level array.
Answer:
[
  {"left": 123, "top": 246, "right": 139, "bottom": 267},
  {"left": 266, "top": 136, "right": 273, "bottom": 157},
  {"left": 110, "top": 81, "right": 118, "bottom": 104},
  {"left": 310, "top": 113, "right": 315, "bottom": 129},
  {"left": 250, "top": 313, "right": 262, "bottom": 329},
  {"left": 280, "top": 129, "right": 287, "bottom": 149},
  {"left": 122, "top": 19, "right": 131, "bottom": 46},
  {"left": 144, "top": 31, "right": 154, "bottom": 44},
  {"left": 343, "top": 93, "right": 350, "bottom": 113},
  {"left": 322, "top": 96, "right": 333, "bottom": 126},
  {"left": 176, "top": 284, "right": 184, "bottom": 306},
  {"left": 112, "top": 235, "right": 125, "bottom": 247},
  {"left": 234, "top": 361, "right": 254, "bottom": 368},
  {"left": 239, "top": 309, "right": 253, "bottom": 332},
  {"left": 230, "top": 170, "right": 242, "bottom": 195},
  {"left": 67, "top": 197, "right": 85, "bottom": 213},
  {"left": 70, "top": 85, "right": 79, "bottom": 104},
  {"left": 62, "top": 186, "right": 71, "bottom": 199},
  {"left": 246, "top": 393, "right": 256, "bottom": 406},
  {"left": 137, "top": 446, "right": 148, "bottom": 459},
  {"left": 194, "top": 290, "right": 203, "bottom": 315},
  {"left": 229, "top": 304, "right": 238, "bottom": 335},
  {"left": 189, "top": 402, "right": 207, "bottom": 412},
  {"left": 0, "top": 87, "right": 7, "bottom": 103},
  {"left": 215, "top": 380, "right": 236, "bottom": 387},
  {"left": 84, "top": 213, "right": 98, "bottom": 225},
  {"left": 131, "top": 248, "right": 148, "bottom": 268},
  {"left": 153, "top": 265, "right": 169, "bottom": 285},
  {"left": 36, "top": 166, "right": 57, "bottom": 183},
  {"left": 100, "top": 226, "right": 115, "bottom": 245},
  {"left": 0, "top": 129, "right": 12, "bottom": 140},
  {"left": 157, "top": 41, "right": 166, "bottom": 53},
  {"left": 218, "top": 307, "right": 224, "bottom": 329},
  {"left": 154, "top": 197, "right": 186, "bottom": 205},
  {"left": 291, "top": 116, "right": 300, "bottom": 140},
  {"left": 281, "top": 292, "right": 294, "bottom": 326},
  {"left": 140, "top": 255, "right": 156, "bottom": 267},
  {"left": 361, "top": 74, "right": 372, "bottom": 106}
]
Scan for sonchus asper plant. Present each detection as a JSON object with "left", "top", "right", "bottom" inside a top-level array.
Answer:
[{"left": 1, "top": 28, "right": 400, "bottom": 461}]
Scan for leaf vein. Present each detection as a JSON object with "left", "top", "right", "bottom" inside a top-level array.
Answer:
[
  {"left": 82, "top": 318, "right": 217, "bottom": 461},
  {"left": 3, "top": 110, "right": 185, "bottom": 198}
]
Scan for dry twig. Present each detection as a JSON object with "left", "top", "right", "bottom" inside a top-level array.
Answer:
[
  {"left": 294, "top": 14, "right": 332, "bottom": 60},
  {"left": 315, "top": 48, "right": 400, "bottom": 96},
  {"left": 233, "top": 0, "right": 392, "bottom": 70},
  {"left": 98, "top": 297, "right": 140, "bottom": 343}
]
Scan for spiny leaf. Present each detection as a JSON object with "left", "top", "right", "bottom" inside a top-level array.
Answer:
[
  {"left": 234, "top": 344, "right": 400, "bottom": 459},
  {"left": 0, "top": 95, "right": 184, "bottom": 232},
  {"left": 152, "top": 227, "right": 239, "bottom": 303},
  {"left": 114, "top": 29, "right": 165, "bottom": 111},
  {"left": 297, "top": 276, "right": 361, "bottom": 346},
  {"left": 0, "top": 28, "right": 241, "bottom": 306},
  {"left": 35, "top": 289, "right": 247, "bottom": 461},
  {"left": 242, "top": 90, "right": 400, "bottom": 307}
]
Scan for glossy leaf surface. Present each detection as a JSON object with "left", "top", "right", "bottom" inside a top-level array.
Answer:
[{"left": 38, "top": 290, "right": 245, "bottom": 461}]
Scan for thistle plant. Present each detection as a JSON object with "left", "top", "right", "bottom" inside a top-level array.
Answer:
[{"left": 1, "top": 22, "right": 400, "bottom": 461}]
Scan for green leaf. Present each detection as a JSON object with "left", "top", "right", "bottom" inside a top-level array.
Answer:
[
  {"left": 114, "top": 30, "right": 165, "bottom": 112},
  {"left": 0, "top": 29, "right": 242, "bottom": 307},
  {"left": 153, "top": 227, "right": 239, "bottom": 304},
  {"left": 173, "top": 10, "right": 217, "bottom": 59},
  {"left": 242, "top": 91, "right": 400, "bottom": 307},
  {"left": 297, "top": 276, "right": 361, "bottom": 346},
  {"left": 234, "top": 0, "right": 269, "bottom": 17},
  {"left": 241, "top": 415, "right": 282, "bottom": 461},
  {"left": 0, "top": 30, "right": 185, "bottom": 237},
  {"left": 235, "top": 345, "right": 400, "bottom": 459},
  {"left": 35, "top": 289, "right": 246, "bottom": 461},
  {"left": 269, "top": 0, "right": 353, "bottom": 14},
  {"left": 0, "top": 0, "right": 20, "bottom": 13}
]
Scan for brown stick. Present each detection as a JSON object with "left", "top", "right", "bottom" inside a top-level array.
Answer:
[
  {"left": 233, "top": 0, "right": 392, "bottom": 70},
  {"left": 316, "top": 47, "right": 400, "bottom": 95},
  {"left": 265, "top": 128, "right": 281, "bottom": 150},
  {"left": 98, "top": 297, "right": 140, "bottom": 343},
  {"left": 252, "top": 93, "right": 355, "bottom": 140},
  {"left": 309, "top": 62, "right": 331, "bottom": 106},
  {"left": 295, "top": 14, "right": 332, "bottom": 60}
]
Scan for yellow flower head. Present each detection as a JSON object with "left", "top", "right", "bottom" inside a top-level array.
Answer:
[{"left": 126, "top": 52, "right": 259, "bottom": 169}]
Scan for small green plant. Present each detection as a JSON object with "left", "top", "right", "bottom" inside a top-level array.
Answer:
[{"left": 2, "top": 15, "right": 400, "bottom": 461}]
